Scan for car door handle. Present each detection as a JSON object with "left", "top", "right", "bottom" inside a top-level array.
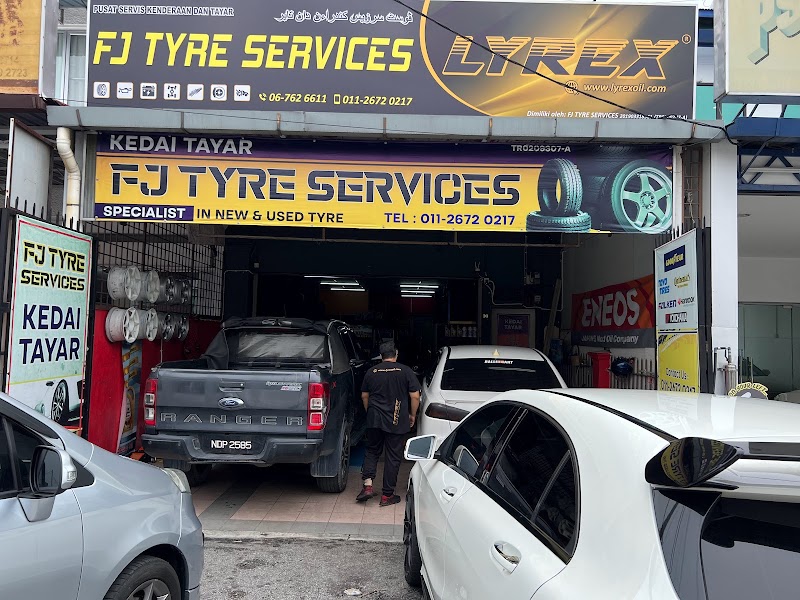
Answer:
[
  {"left": 493, "top": 542, "right": 521, "bottom": 572},
  {"left": 440, "top": 486, "right": 457, "bottom": 501},
  {"left": 219, "top": 382, "right": 244, "bottom": 391}
]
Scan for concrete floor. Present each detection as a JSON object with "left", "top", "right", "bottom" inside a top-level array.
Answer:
[
  {"left": 193, "top": 457, "right": 412, "bottom": 541},
  {"left": 201, "top": 537, "right": 422, "bottom": 600}
]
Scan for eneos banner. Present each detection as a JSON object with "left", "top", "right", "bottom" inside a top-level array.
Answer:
[
  {"left": 6, "top": 216, "right": 93, "bottom": 431},
  {"left": 570, "top": 275, "right": 655, "bottom": 348},
  {"left": 87, "top": 0, "right": 697, "bottom": 118},
  {"left": 91, "top": 134, "right": 674, "bottom": 234}
]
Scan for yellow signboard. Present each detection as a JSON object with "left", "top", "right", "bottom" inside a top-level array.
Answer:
[
  {"left": 657, "top": 332, "right": 700, "bottom": 393},
  {"left": 92, "top": 134, "right": 675, "bottom": 233},
  {"left": 0, "top": 0, "right": 43, "bottom": 94}
]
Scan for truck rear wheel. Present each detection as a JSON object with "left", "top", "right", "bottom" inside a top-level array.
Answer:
[{"left": 315, "top": 426, "right": 350, "bottom": 493}]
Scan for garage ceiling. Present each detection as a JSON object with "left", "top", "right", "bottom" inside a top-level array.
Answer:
[{"left": 738, "top": 195, "right": 800, "bottom": 258}]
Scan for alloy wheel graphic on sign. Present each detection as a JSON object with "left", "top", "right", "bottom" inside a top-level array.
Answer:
[
  {"left": 606, "top": 160, "right": 673, "bottom": 233},
  {"left": 51, "top": 380, "right": 68, "bottom": 423}
]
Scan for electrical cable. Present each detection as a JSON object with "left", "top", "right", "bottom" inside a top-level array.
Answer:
[{"left": 389, "top": 0, "right": 737, "bottom": 145}]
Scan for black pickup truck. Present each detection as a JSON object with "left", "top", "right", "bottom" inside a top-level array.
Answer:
[{"left": 141, "top": 317, "right": 371, "bottom": 492}]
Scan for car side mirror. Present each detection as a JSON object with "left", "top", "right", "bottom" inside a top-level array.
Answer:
[
  {"left": 645, "top": 437, "right": 742, "bottom": 488},
  {"left": 18, "top": 446, "right": 77, "bottom": 523},
  {"left": 31, "top": 446, "right": 77, "bottom": 495},
  {"left": 405, "top": 435, "right": 437, "bottom": 461}
]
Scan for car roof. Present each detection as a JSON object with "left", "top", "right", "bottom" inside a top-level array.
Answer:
[
  {"left": 529, "top": 388, "right": 800, "bottom": 442},
  {"left": 446, "top": 345, "right": 545, "bottom": 360}
]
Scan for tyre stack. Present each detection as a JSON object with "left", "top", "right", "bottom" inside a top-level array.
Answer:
[{"left": 527, "top": 158, "right": 591, "bottom": 233}]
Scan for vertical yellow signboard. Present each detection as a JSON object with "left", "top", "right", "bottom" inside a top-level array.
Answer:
[
  {"left": 655, "top": 230, "right": 700, "bottom": 393},
  {"left": 0, "top": 0, "right": 43, "bottom": 94}
]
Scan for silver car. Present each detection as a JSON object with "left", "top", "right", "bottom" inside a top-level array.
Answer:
[{"left": 0, "top": 392, "right": 203, "bottom": 600}]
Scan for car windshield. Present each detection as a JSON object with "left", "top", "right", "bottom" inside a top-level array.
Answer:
[
  {"left": 654, "top": 490, "right": 800, "bottom": 600},
  {"left": 440, "top": 358, "right": 560, "bottom": 392},
  {"left": 226, "top": 329, "right": 329, "bottom": 364}
]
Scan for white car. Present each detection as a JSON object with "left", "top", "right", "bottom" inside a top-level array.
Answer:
[
  {"left": 418, "top": 346, "right": 565, "bottom": 442},
  {"left": 403, "top": 388, "right": 800, "bottom": 600}
]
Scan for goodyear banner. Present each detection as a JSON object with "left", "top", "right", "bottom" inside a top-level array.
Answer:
[
  {"left": 91, "top": 134, "right": 674, "bottom": 233},
  {"left": 571, "top": 275, "right": 655, "bottom": 348},
  {"left": 87, "top": 0, "right": 697, "bottom": 118},
  {"left": 655, "top": 230, "right": 699, "bottom": 392}
]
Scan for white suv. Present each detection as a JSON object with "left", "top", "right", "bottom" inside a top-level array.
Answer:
[{"left": 418, "top": 345, "right": 565, "bottom": 442}]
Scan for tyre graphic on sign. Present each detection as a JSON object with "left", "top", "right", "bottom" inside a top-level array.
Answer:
[{"left": 526, "top": 153, "right": 673, "bottom": 234}]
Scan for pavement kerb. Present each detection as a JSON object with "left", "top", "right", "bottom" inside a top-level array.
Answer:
[{"left": 203, "top": 529, "right": 403, "bottom": 544}]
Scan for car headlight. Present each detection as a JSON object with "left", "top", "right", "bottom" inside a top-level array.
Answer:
[{"left": 163, "top": 468, "right": 191, "bottom": 493}]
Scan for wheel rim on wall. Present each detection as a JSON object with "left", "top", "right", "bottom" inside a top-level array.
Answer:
[
  {"left": 105, "top": 307, "right": 128, "bottom": 342},
  {"left": 144, "top": 270, "right": 161, "bottom": 303},
  {"left": 176, "top": 316, "right": 190, "bottom": 341},
  {"left": 122, "top": 307, "right": 150, "bottom": 343},
  {"left": 161, "top": 313, "right": 175, "bottom": 341},
  {"left": 158, "top": 275, "right": 176, "bottom": 303},
  {"left": 145, "top": 309, "right": 160, "bottom": 341},
  {"left": 178, "top": 279, "right": 192, "bottom": 305},
  {"left": 106, "top": 267, "right": 128, "bottom": 300},
  {"left": 124, "top": 266, "right": 143, "bottom": 302}
]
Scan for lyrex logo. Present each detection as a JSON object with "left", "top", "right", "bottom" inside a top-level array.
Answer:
[
  {"left": 663, "top": 245, "right": 686, "bottom": 272},
  {"left": 443, "top": 37, "right": 679, "bottom": 79}
]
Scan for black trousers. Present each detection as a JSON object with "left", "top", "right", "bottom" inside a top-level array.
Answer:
[{"left": 361, "top": 428, "right": 405, "bottom": 496}]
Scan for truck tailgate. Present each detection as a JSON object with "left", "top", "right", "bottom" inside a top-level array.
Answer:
[{"left": 155, "top": 368, "right": 312, "bottom": 440}]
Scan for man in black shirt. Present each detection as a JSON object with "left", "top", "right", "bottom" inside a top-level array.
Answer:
[{"left": 357, "top": 341, "right": 421, "bottom": 506}]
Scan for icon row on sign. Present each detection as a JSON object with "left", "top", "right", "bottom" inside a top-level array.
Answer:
[{"left": 92, "top": 82, "right": 251, "bottom": 102}]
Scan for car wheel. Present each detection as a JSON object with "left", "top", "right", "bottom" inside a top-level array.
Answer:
[
  {"left": 103, "top": 555, "right": 181, "bottom": 600},
  {"left": 605, "top": 160, "right": 673, "bottom": 233},
  {"left": 51, "top": 380, "right": 69, "bottom": 425},
  {"left": 404, "top": 485, "right": 423, "bottom": 587},
  {"left": 526, "top": 210, "right": 591, "bottom": 232},
  {"left": 316, "top": 425, "right": 350, "bottom": 493},
  {"left": 537, "top": 158, "right": 583, "bottom": 216}
]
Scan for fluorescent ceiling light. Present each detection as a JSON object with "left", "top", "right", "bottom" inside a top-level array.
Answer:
[
  {"left": 400, "top": 284, "right": 438, "bottom": 289},
  {"left": 403, "top": 289, "right": 436, "bottom": 294},
  {"left": 320, "top": 281, "right": 360, "bottom": 286},
  {"left": 304, "top": 275, "right": 338, "bottom": 278},
  {"left": 330, "top": 287, "right": 365, "bottom": 292},
  {"left": 402, "top": 294, "right": 433, "bottom": 298}
]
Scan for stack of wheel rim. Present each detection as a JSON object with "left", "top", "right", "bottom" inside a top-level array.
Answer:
[{"left": 527, "top": 158, "right": 591, "bottom": 232}]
